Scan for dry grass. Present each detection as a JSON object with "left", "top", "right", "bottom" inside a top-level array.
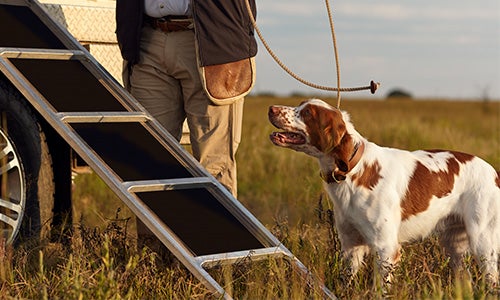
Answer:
[{"left": 0, "top": 97, "right": 498, "bottom": 299}]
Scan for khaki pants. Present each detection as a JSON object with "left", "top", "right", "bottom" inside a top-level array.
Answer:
[{"left": 127, "top": 26, "right": 243, "bottom": 246}]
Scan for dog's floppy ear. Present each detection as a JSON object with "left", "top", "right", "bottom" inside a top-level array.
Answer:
[
  {"left": 311, "top": 107, "right": 346, "bottom": 154},
  {"left": 333, "top": 133, "right": 354, "bottom": 172},
  {"left": 322, "top": 122, "right": 346, "bottom": 154}
]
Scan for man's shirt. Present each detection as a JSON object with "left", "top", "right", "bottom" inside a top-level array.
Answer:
[{"left": 144, "top": 0, "right": 191, "bottom": 17}]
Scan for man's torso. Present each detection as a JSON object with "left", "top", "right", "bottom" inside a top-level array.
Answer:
[{"left": 144, "top": 0, "right": 191, "bottom": 17}]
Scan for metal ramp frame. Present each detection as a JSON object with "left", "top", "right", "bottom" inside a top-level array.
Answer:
[{"left": 0, "top": 0, "right": 335, "bottom": 298}]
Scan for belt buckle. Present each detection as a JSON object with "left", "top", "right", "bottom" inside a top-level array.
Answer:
[
  {"left": 156, "top": 16, "right": 169, "bottom": 25},
  {"left": 153, "top": 17, "right": 171, "bottom": 32}
]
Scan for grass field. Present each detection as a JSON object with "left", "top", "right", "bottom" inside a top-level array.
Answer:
[{"left": 2, "top": 97, "right": 499, "bottom": 299}]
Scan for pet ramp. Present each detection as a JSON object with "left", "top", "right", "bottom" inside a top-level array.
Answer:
[{"left": 0, "top": 1, "right": 335, "bottom": 298}]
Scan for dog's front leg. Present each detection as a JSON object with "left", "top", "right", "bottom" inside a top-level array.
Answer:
[
  {"left": 343, "top": 244, "right": 370, "bottom": 278},
  {"left": 375, "top": 243, "right": 401, "bottom": 286},
  {"left": 370, "top": 220, "right": 401, "bottom": 286},
  {"left": 336, "top": 221, "right": 370, "bottom": 280}
]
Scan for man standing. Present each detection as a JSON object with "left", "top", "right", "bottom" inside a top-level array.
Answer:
[{"left": 115, "top": 0, "right": 257, "bottom": 251}]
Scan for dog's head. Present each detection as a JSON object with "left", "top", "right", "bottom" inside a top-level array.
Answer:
[{"left": 269, "top": 99, "right": 356, "bottom": 172}]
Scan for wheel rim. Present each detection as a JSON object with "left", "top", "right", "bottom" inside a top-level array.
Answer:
[{"left": 0, "top": 129, "right": 25, "bottom": 244}]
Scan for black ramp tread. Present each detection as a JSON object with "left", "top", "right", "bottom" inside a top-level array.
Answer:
[
  {"left": 9, "top": 58, "right": 125, "bottom": 112},
  {"left": 73, "top": 122, "right": 193, "bottom": 181},
  {"left": 138, "top": 189, "right": 264, "bottom": 256},
  {"left": 0, "top": 4, "right": 67, "bottom": 49}
]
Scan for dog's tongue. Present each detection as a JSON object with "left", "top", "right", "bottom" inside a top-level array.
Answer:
[{"left": 271, "top": 132, "right": 305, "bottom": 144}]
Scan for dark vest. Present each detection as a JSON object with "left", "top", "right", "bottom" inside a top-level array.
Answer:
[{"left": 115, "top": 0, "right": 258, "bottom": 66}]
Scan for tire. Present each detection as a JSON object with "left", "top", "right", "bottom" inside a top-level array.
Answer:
[{"left": 0, "top": 78, "right": 55, "bottom": 245}]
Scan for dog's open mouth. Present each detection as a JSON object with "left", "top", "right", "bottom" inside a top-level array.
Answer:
[{"left": 270, "top": 131, "right": 306, "bottom": 145}]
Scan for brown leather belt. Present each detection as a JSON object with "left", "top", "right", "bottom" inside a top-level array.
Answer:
[{"left": 145, "top": 15, "right": 193, "bottom": 33}]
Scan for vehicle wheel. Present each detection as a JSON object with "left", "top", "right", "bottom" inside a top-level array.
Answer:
[{"left": 0, "top": 78, "right": 55, "bottom": 245}]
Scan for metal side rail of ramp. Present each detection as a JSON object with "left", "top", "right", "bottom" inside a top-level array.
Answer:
[{"left": 0, "top": 1, "right": 335, "bottom": 298}]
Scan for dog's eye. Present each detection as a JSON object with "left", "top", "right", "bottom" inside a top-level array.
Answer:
[{"left": 301, "top": 107, "right": 312, "bottom": 119}]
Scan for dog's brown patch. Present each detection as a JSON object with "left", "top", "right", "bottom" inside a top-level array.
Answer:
[
  {"left": 352, "top": 160, "right": 383, "bottom": 190},
  {"left": 401, "top": 151, "right": 473, "bottom": 220},
  {"left": 301, "top": 104, "right": 360, "bottom": 174},
  {"left": 450, "top": 151, "right": 475, "bottom": 164},
  {"left": 302, "top": 104, "right": 346, "bottom": 154},
  {"left": 496, "top": 171, "right": 500, "bottom": 188},
  {"left": 425, "top": 150, "right": 474, "bottom": 164}
]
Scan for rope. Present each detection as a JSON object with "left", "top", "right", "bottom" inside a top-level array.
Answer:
[
  {"left": 243, "top": 0, "right": 380, "bottom": 106},
  {"left": 324, "top": 0, "right": 341, "bottom": 107}
]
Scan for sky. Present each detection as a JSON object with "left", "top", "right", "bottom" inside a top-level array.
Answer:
[{"left": 251, "top": 0, "right": 500, "bottom": 100}]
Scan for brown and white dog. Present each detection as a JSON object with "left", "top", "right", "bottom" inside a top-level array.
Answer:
[{"left": 268, "top": 98, "right": 500, "bottom": 285}]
